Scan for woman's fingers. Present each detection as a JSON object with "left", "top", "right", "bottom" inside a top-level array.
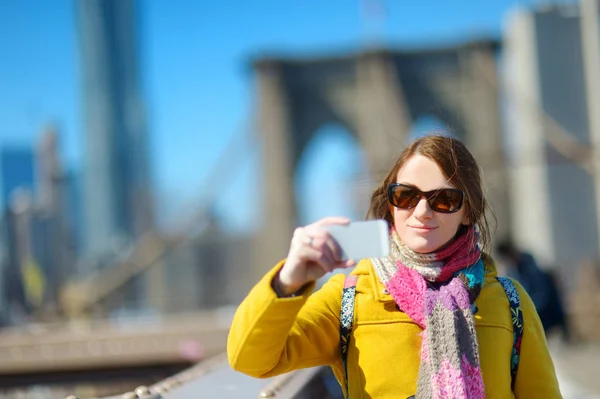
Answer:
[
  {"left": 285, "top": 218, "right": 357, "bottom": 286},
  {"left": 291, "top": 229, "right": 334, "bottom": 264},
  {"left": 304, "top": 227, "right": 344, "bottom": 262},
  {"left": 305, "top": 234, "right": 356, "bottom": 273},
  {"left": 312, "top": 216, "right": 351, "bottom": 228},
  {"left": 297, "top": 245, "right": 337, "bottom": 273}
]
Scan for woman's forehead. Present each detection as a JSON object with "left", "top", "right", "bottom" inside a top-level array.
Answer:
[{"left": 395, "top": 154, "right": 456, "bottom": 190}]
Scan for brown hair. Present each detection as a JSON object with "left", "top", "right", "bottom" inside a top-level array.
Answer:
[{"left": 366, "top": 135, "right": 494, "bottom": 252}]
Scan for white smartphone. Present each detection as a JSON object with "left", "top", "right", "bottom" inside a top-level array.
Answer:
[{"left": 323, "top": 219, "right": 390, "bottom": 261}]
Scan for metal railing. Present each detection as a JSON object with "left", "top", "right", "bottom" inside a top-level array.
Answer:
[
  {"left": 63, "top": 355, "right": 339, "bottom": 399},
  {"left": 76, "top": 353, "right": 229, "bottom": 399},
  {"left": 258, "top": 367, "right": 336, "bottom": 399}
]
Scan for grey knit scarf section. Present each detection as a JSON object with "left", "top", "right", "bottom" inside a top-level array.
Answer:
[{"left": 372, "top": 229, "right": 445, "bottom": 284}]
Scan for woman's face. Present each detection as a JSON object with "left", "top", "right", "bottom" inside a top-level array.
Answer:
[{"left": 391, "top": 154, "right": 469, "bottom": 253}]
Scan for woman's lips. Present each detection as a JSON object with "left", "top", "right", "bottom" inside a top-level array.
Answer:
[{"left": 409, "top": 226, "right": 437, "bottom": 234}]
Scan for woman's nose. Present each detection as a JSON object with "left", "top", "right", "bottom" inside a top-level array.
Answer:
[{"left": 412, "top": 197, "right": 433, "bottom": 219}]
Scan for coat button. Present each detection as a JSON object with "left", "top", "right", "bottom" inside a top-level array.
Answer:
[{"left": 382, "top": 289, "right": 389, "bottom": 295}]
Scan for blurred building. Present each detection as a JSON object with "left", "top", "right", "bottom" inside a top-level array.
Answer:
[
  {"left": 0, "top": 128, "right": 81, "bottom": 324},
  {"left": 0, "top": 147, "right": 35, "bottom": 210},
  {"left": 503, "top": 1, "right": 600, "bottom": 284},
  {"left": 5, "top": 189, "right": 41, "bottom": 316},
  {"left": 0, "top": 147, "right": 36, "bottom": 325},
  {"left": 37, "top": 127, "right": 64, "bottom": 216},
  {"left": 34, "top": 127, "right": 77, "bottom": 309},
  {"left": 580, "top": 0, "right": 600, "bottom": 260},
  {"left": 76, "top": 0, "right": 154, "bottom": 266},
  {"left": 64, "top": 169, "right": 84, "bottom": 255}
]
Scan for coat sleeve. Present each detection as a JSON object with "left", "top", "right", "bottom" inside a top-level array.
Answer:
[
  {"left": 227, "top": 260, "right": 345, "bottom": 378},
  {"left": 512, "top": 280, "right": 562, "bottom": 398}
]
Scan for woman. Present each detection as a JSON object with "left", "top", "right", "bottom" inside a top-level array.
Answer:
[{"left": 227, "top": 135, "right": 561, "bottom": 398}]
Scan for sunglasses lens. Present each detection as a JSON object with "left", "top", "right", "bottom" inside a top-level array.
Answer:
[
  {"left": 390, "top": 186, "right": 420, "bottom": 209},
  {"left": 389, "top": 184, "right": 464, "bottom": 213},
  {"left": 430, "top": 190, "right": 463, "bottom": 213}
]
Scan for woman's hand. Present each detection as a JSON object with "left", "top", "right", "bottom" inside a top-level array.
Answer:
[{"left": 276, "top": 217, "right": 356, "bottom": 295}]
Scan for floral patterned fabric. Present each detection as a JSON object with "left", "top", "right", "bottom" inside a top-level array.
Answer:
[{"left": 497, "top": 276, "right": 524, "bottom": 390}]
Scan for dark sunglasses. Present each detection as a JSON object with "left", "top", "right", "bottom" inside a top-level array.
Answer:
[{"left": 387, "top": 183, "right": 464, "bottom": 214}]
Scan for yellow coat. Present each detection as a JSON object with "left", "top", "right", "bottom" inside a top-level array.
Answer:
[{"left": 228, "top": 258, "right": 562, "bottom": 398}]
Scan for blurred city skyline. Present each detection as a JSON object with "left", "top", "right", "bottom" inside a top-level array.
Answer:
[{"left": 0, "top": 0, "right": 538, "bottom": 234}]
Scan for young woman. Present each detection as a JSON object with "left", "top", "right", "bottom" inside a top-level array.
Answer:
[{"left": 227, "top": 135, "right": 561, "bottom": 398}]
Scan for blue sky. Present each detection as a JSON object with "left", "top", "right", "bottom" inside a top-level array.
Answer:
[{"left": 0, "top": 0, "right": 530, "bottom": 234}]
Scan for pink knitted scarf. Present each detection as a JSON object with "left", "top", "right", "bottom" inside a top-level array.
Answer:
[{"left": 371, "top": 226, "right": 486, "bottom": 399}]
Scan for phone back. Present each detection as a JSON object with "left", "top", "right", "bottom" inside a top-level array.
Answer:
[{"left": 324, "top": 220, "right": 390, "bottom": 260}]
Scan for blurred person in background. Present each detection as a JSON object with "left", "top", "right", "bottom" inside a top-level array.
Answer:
[
  {"left": 496, "top": 239, "right": 571, "bottom": 343},
  {"left": 228, "top": 135, "right": 561, "bottom": 398}
]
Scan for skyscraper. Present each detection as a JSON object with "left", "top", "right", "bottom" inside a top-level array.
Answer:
[
  {"left": 0, "top": 147, "right": 35, "bottom": 210},
  {"left": 0, "top": 147, "right": 36, "bottom": 323},
  {"left": 35, "top": 127, "right": 77, "bottom": 304},
  {"left": 76, "top": 0, "right": 154, "bottom": 263}
]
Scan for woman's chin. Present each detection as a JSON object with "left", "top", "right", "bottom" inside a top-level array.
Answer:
[{"left": 404, "top": 237, "right": 442, "bottom": 254}]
